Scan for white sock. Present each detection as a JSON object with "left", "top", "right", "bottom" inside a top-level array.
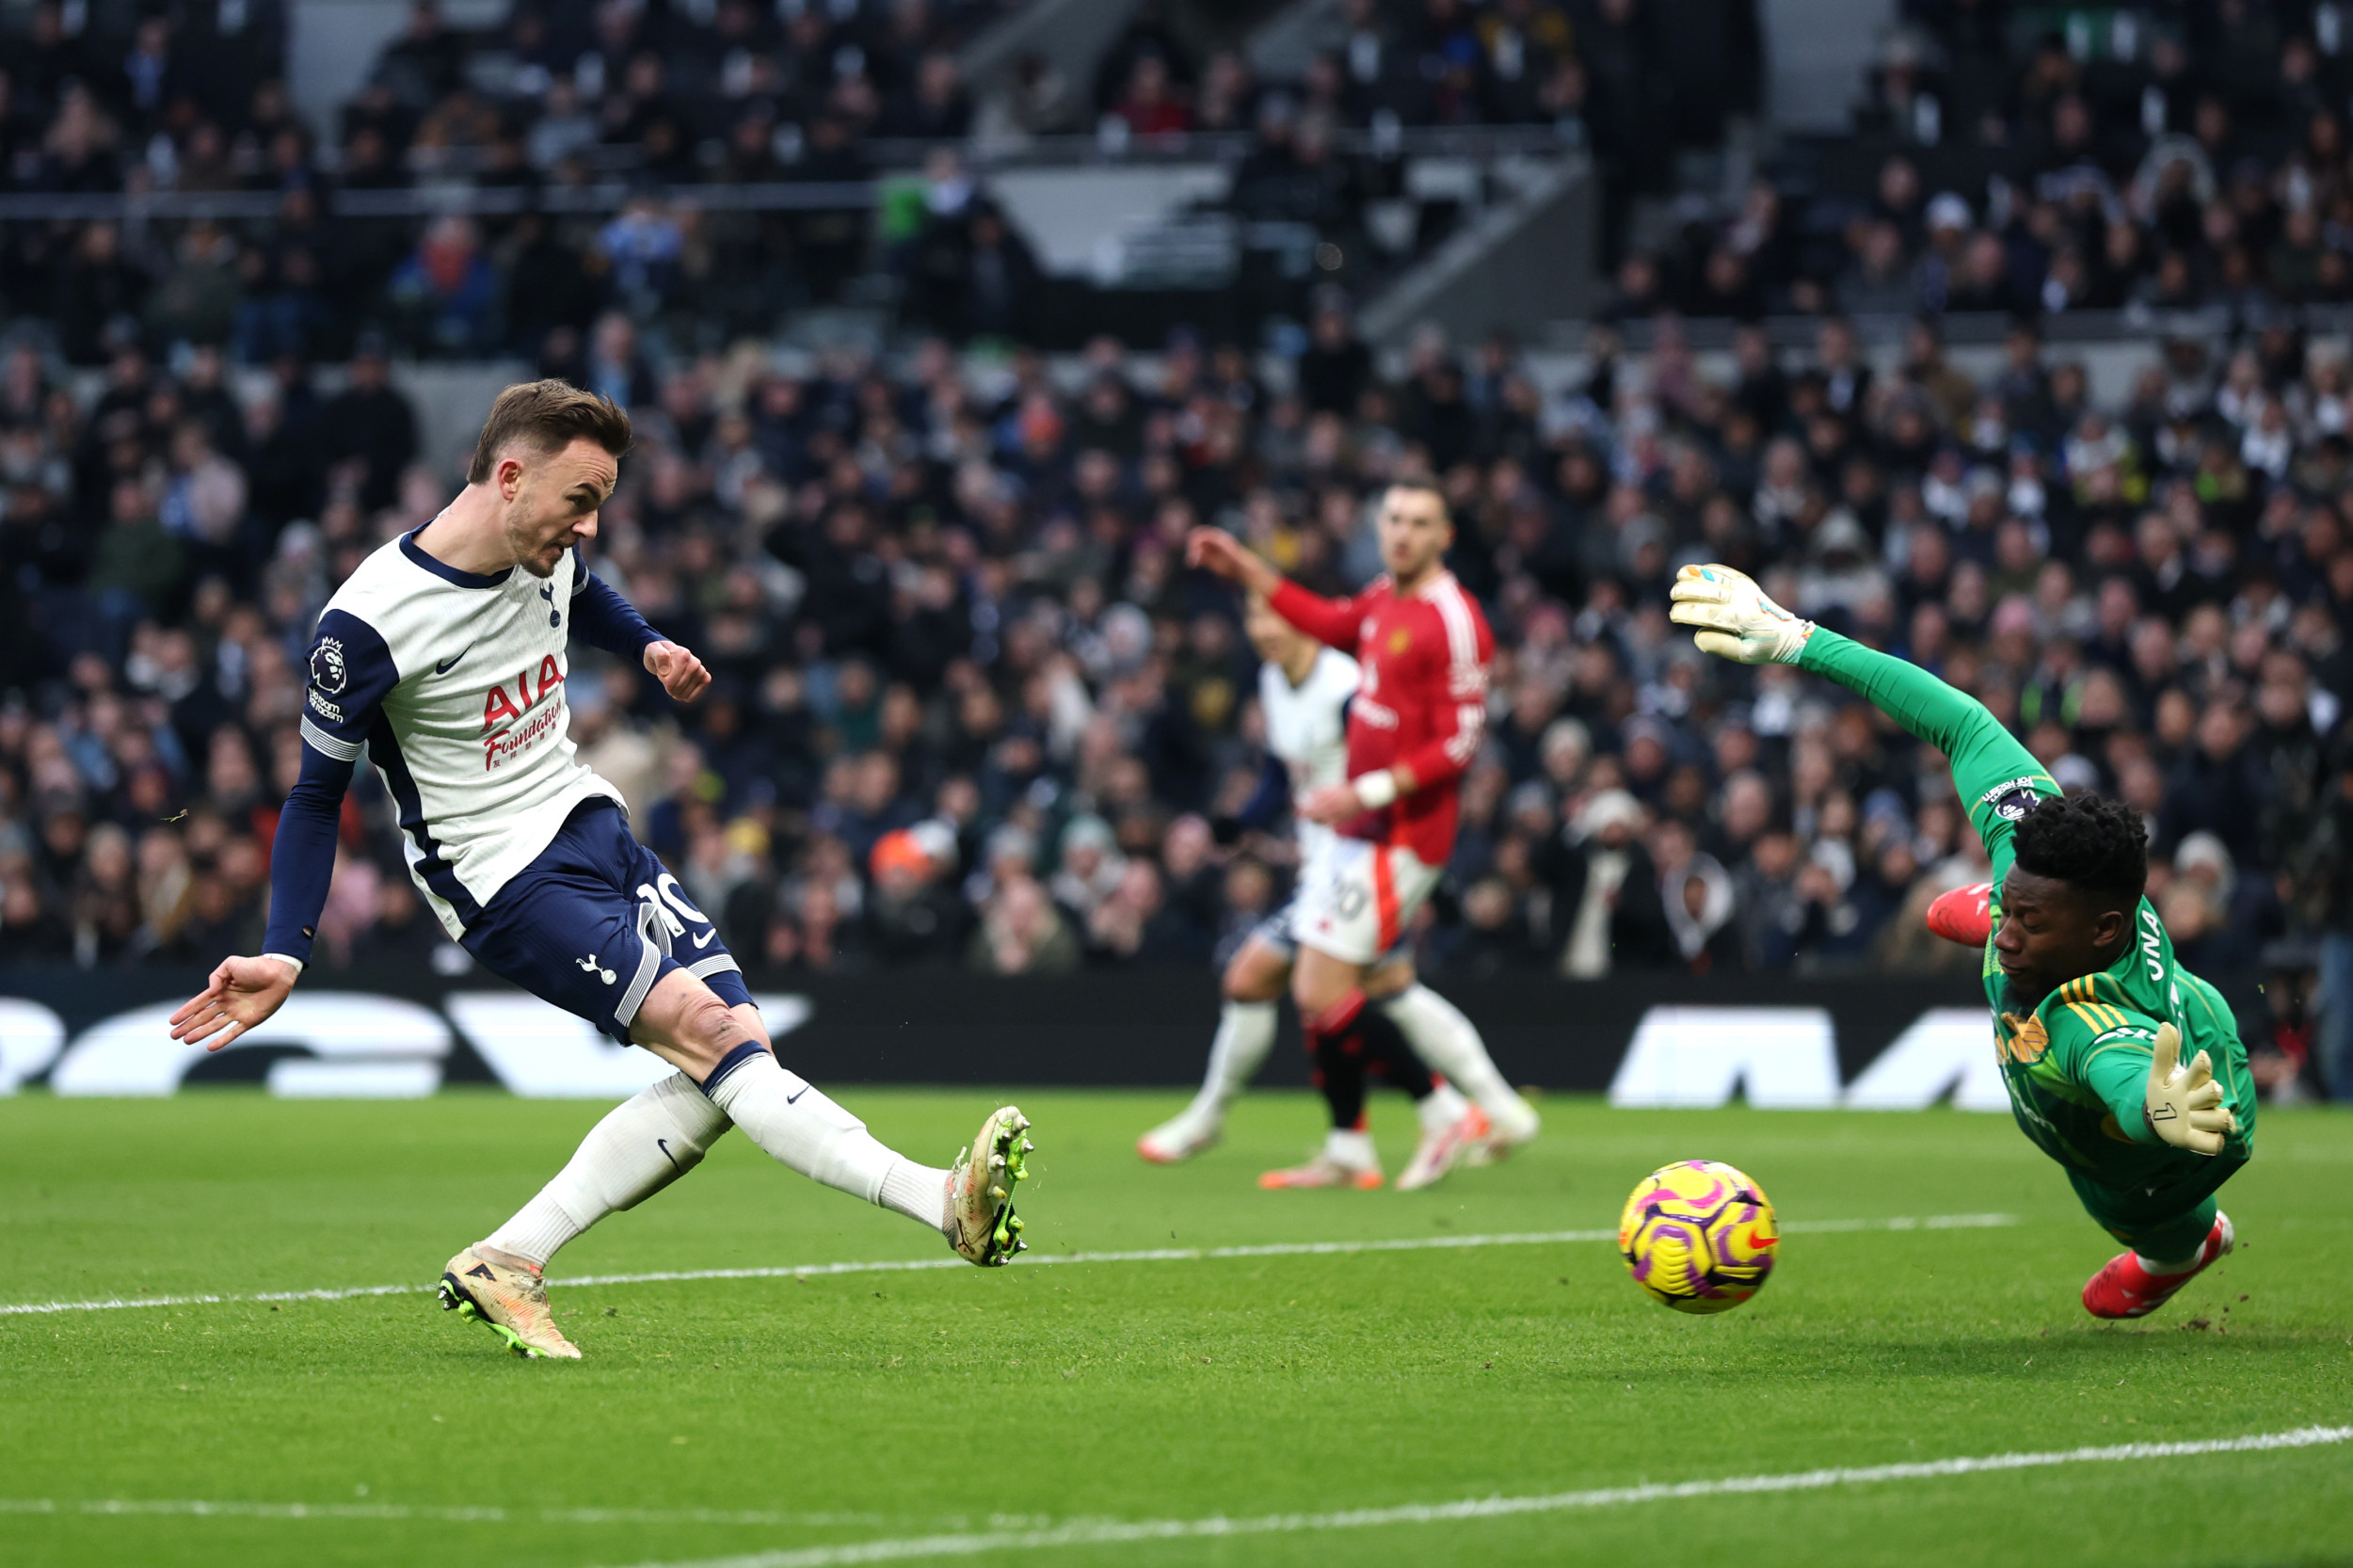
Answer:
[
  {"left": 1324, "top": 1128, "right": 1377, "bottom": 1169},
  {"left": 704, "top": 1051, "right": 950, "bottom": 1234},
  {"left": 1384, "top": 985, "right": 1528, "bottom": 1126},
  {"left": 485, "top": 1072, "right": 732, "bottom": 1268},
  {"left": 1417, "top": 1080, "right": 1470, "bottom": 1134},
  {"left": 2137, "top": 1249, "right": 2201, "bottom": 1275},
  {"left": 1184, "top": 1000, "right": 1277, "bottom": 1118}
]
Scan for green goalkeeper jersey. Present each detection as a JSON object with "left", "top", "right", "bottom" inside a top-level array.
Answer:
[{"left": 1796, "top": 631, "right": 2256, "bottom": 1191}]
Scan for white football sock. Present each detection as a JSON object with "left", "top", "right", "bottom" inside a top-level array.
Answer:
[
  {"left": 484, "top": 1071, "right": 730, "bottom": 1268},
  {"left": 1383, "top": 984, "right": 1529, "bottom": 1127},
  {"left": 1416, "top": 1080, "right": 1470, "bottom": 1134},
  {"left": 1324, "top": 1128, "right": 1378, "bottom": 1169},
  {"left": 704, "top": 1050, "right": 950, "bottom": 1234},
  {"left": 2137, "top": 1249, "right": 2202, "bottom": 1275},
  {"left": 1184, "top": 1000, "right": 1277, "bottom": 1118}
]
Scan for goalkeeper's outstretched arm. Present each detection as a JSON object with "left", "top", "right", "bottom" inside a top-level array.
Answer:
[{"left": 1669, "top": 566, "right": 2056, "bottom": 869}]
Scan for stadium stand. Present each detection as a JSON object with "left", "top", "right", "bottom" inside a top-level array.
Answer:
[
  {"left": 0, "top": 0, "right": 2341, "bottom": 1100},
  {"left": 1616, "top": 0, "right": 2353, "bottom": 322}
]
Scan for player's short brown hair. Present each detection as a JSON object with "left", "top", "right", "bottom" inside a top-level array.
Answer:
[
  {"left": 1382, "top": 476, "right": 1452, "bottom": 522},
  {"left": 467, "top": 379, "right": 632, "bottom": 486}
]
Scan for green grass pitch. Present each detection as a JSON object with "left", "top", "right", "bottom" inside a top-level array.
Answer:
[{"left": 2, "top": 1088, "right": 2349, "bottom": 1568}]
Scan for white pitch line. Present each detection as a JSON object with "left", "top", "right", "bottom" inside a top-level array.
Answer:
[
  {"left": 0, "top": 1498, "right": 896, "bottom": 1529},
  {"left": 607, "top": 1426, "right": 2353, "bottom": 1568},
  {"left": 0, "top": 1213, "right": 2018, "bottom": 1319},
  {"left": 8, "top": 1424, "right": 2337, "bottom": 1559}
]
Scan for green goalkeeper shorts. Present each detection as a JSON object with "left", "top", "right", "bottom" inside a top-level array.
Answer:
[{"left": 2066, "top": 1149, "right": 2248, "bottom": 1262}]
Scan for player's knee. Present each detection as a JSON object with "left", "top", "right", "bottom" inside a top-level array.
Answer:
[
  {"left": 1219, "top": 937, "right": 1275, "bottom": 1001},
  {"left": 1224, "top": 959, "right": 1276, "bottom": 1004},
  {"left": 677, "top": 990, "right": 750, "bottom": 1059},
  {"left": 1220, "top": 963, "right": 1252, "bottom": 1003}
]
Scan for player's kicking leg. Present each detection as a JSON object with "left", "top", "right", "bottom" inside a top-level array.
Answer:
[
  {"left": 438, "top": 803, "right": 1031, "bottom": 1359},
  {"left": 1139, "top": 931, "right": 1290, "bottom": 1162},
  {"left": 625, "top": 972, "right": 1032, "bottom": 1268},
  {"left": 444, "top": 975, "right": 1032, "bottom": 1357}
]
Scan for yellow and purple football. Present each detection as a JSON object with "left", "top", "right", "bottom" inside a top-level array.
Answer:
[{"left": 1618, "top": 1160, "right": 1778, "bottom": 1314}]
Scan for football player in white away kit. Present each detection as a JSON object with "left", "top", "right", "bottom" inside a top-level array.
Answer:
[
  {"left": 1136, "top": 595, "right": 1537, "bottom": 1188},
  {"left": 168, "top": 382, "right": 1032, "bottom": 1360}
]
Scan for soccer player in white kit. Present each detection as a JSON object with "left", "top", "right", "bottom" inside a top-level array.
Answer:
[
  {"left": 168, "top": 382, "right": 1032, "bottom": 1359},
  {"left": 1136, "top": 594, "right": 1537, "bottom": 1189}
]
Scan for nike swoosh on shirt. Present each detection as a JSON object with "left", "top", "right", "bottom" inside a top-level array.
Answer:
[
  {"left": 435, "top": 642, "right": 476, "bottom": 675},
  {"left": 691, "top": 928, "right": 717, "bottom": 949},
  {"left": 786, "top": 1085, "right": 810, "bottom": 1104}
]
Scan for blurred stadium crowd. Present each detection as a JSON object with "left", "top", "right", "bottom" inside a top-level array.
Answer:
[
  {"left": 1623, "top": 0, "right": 2353, "bottom": 321},
  {"left": 0, "top": 0, "right": 1018, "bottom": 357},
  {"left": 0, "top": 0, "right": 1740, "bottom": 356},
  {"left": 0, "top": 0, "right": 2346, "bottom": 1089},
  {"left": 5, "top": 309, "right": 2350, "bottom": 1005}
]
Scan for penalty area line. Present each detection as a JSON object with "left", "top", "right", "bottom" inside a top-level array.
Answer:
[
  {"left": 10, "top": 1424, "right": 2342, "bottom": 1557},
  {"left": 603, "top": 1425, "right": 2353, "bottom": 1568},
  {"left": 0, "top": 1499, "right": 899, "bottom": 1529},
  {"left": 0, "top": 1213, "right": 2018, "bottom": 1319}
]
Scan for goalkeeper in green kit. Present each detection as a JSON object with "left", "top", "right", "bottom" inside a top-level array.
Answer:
[{"left": 1671, "top": 565, "right": 2253, "bottom": 1320}]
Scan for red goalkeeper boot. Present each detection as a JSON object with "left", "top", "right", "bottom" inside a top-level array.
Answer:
[
  {"left": 2081, "top": 1211, "right": 2233, "bottom": 1320},
  {"left": 1925, "top": 882, "right": 1993, "bottom": 947}
]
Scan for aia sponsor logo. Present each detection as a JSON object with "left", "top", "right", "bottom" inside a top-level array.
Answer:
[{"left": 479, "top": 655, "right": 568, "bottom": 770}]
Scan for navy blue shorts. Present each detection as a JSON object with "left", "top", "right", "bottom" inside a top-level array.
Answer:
[{"left": 460, "top": 799, "right": 752, "bottom": 1044}]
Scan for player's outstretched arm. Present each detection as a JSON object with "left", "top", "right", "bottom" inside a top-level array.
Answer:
[
  {"left": 168, "top": 954, "right": 297, "bottom": 1051},
  {"left": 182, "top": 604, "right": 395, "bottom": 1050},
  {"left": 1671, "top": 564, "right": 2051, "bottom": 865},
  {"left": 1184, "top": 526, "right": 1282, "bottom": 597},
  {"left": 1666, "top": 564, "right": 1815, "bottom": 665},
  {"left": 176, "top": 705, "right": 365, "bottom": 1049},
  {"left": 173, "top": 744, "right": 347, "bottom": 1049},
  {"left": 568, "top": 565, "right": 709, "bottom": 703},
  {"left": 1185, "top": 526, "right": 1362, "bottom": 650}
]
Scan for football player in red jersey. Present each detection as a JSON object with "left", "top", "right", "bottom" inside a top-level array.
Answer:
[{"left": 1187, "top": 482, "right": 1534, "bottom": 1189}]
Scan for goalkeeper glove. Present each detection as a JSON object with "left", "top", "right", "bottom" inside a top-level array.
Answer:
[
  {"left": 1668, "top": 564, "right": 1815, "bottom": 665},
  {"left": 2143, "top": 1022, "right": 2236, "bottom": 1156}
]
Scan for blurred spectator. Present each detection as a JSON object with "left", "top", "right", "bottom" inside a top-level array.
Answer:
[
  {"left": 388, "top": 216, "right": 503, "bottom": 358},
  {"left": 970, "top": 872, "right": 1080, "bottom": 973},
  {"left": 321, "top": 343, "right": 420, "bottom": 512}
]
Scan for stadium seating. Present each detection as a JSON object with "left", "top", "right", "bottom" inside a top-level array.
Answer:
[{"left": 0, "top": 2, "right": 2339, "bottom": 1114}]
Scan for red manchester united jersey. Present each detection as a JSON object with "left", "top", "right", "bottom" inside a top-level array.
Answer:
[{"left": 1270, "top": 571, "right": 1492, "bottom": 866}]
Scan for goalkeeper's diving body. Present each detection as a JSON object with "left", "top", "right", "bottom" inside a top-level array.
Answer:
[{"left": 1672, "top": 565, "right": 2252, "bottom": 1320}]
